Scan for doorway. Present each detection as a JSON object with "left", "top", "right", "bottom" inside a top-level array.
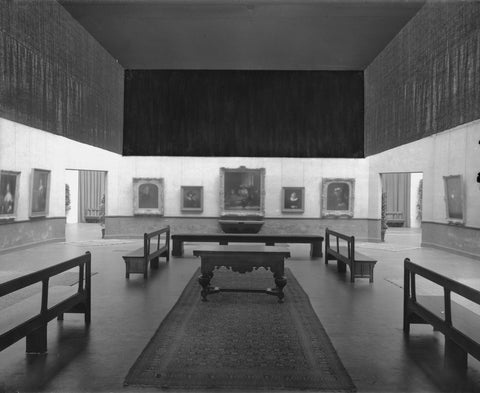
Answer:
[
  {"left": 381, "top": 172, "right": 423, "bottom": 246},
  {"left": 65, "top": 169, "right": 107, "bottom": 242}
]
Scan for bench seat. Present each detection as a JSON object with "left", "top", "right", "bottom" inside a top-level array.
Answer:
[
  {"left": 171, "top": 233, "right": 323, "bottom": 258},
  {"left": 404, "top": 259, "right": 480, "bottom": 372},
  {"left": 122, "top": 226, "right": 170, "bottom": 279},
  {"left": 0, "top": 253, "right": 91, "bottom": 355},
  {"left": 325, "top": 228, "right": 377, "bottom": 283},
  {"left": 0, "top": 286, "right": 76, "bottom": 336}
]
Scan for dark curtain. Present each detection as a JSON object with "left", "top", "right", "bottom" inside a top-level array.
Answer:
[
  {"left": 382, "top": 173, "right": 411, "bottom": 227},
  {"left": 78, "top": 171, "right": 106, "bottom": 223}
]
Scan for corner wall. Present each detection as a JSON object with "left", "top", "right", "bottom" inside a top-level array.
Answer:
[
  {"left": 368, "top": 120, "right": 480, "bottom": 258},
  {"left": 0, "top": 118, "right": 122, "bottom": 252}
]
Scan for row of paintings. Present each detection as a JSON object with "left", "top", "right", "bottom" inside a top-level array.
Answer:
[
  {"left": 0, "top": 168, "right": 465, "bottom": 223},
  {"left": 132, "top": 175, "right": 356, "bottom": 217},
  {"left": 0, "top": 169, "right": 50, "bottom": 219}
]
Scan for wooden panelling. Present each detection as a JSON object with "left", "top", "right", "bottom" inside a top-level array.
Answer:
[
  {"left": 123, "top": 70, "right": 364, "bottom": 158},
  {"left": 365, "top": 2, "right": 480, "bottom": 156},
  {"left": 0, "top": 0, "right": 124, "bottom": 153}
]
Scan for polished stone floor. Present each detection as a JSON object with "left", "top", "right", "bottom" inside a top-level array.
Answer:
[{"left": 0, "top": 224, "right": 479, "bottom": 393}]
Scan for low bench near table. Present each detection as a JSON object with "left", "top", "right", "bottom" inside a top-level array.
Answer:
[
  {"left": 0, "top": 252, "right": 91, "bottom": 355},
  {"left": 122, "top": 226, "right": 170, "bottom": 279},
  {"left": 325, "top": 228, "right": 377, "bottom": 283},
  {"left": 193, "top": 245, "right": 291, "bottom": 303},
  {"left": 172, "top": 233, "right": 323, "bottom": 258},
  {"left": 404, "top": 258, "right": 480, "bottom": 372}
]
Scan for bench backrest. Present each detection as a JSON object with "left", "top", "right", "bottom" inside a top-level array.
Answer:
[
  {"left": 404, "top": 258, "right": 480, "bottom": 359},
  {"left": 144, "top": 226, "right": 170, "bottom": 260},
  {"left": 404, "top": 258, "right": 480, "bottom": 311},
  {"left": 0, "top": 252, "right": 91, "bottom": 298},
  {"left": 325, "top": 227, "right": 354, "bottom": 260}
]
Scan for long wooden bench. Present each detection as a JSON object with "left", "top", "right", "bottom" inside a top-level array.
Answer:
[
  {"left": 0, "top": 252, "right": 91, "bottom": 354},
  {"left": 122, "top": 226, "right": 170, "bottom": 279},
  {"left": 403, "top": 258, "right": 480, "bottom": 372},
  {"left": 171, "top": 233, "right": 323, "bottom": 258},
  {"left": 324, "top": 228, "right": 377, "bottom": 282}
]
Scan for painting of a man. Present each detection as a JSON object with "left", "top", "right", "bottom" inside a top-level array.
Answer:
[
  {"left": 181, "top": 186, "right": 203, "bottom": 211},
  {"left": 31, "top": 169, "right": 50, "bottom": 216},
  {"left": 327, "top": 183, "right": 349, "bottom": 210},
  {"left": 133, "top": 178, "right": 164, "bottom": 215},
  {"left": 0, "top": 172, "right": 18, "bottom": 216},
  {"left": 138, "top": 183, "right": 158, "bottom": 209},
  {"left": 283, "top": 187, "right": 304, "bottom": 212}
]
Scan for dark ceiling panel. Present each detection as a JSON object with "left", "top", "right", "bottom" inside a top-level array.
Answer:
[{"left": 59, "top": 0, "right": 424, "bottom": 70}]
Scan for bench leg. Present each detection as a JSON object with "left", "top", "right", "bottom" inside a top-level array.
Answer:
[
  {"left": 57, "top": 313, "right": 64, "bottom": 321},
  {"left": 125, "top": 262, "right": 130, "bottom": 279},
  {"left": 337, "top": 261, "right": 346, "bottom": 273},
  {"left": 445, "top": 338, "right": 467, "bottom": 372},
  {"left": 26, "top": 325, "right": 47, "bottom": 354},
  {"left": 310, "top": 242, "right": 322, "bottom": 258},
  {"left": 172, "top": 240, "right": 184, "bottom": 257},
  {"left": 150, "top": 257, "right": 159, "bottom": 269}
]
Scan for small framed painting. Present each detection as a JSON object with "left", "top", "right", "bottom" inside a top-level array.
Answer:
[
  {"left": 30, "top": 169, "right": 51, "bottom": 218},
  {"left": 0, "top": 170, "right": 20, "bottom": 220},
  {"left": 282, "top": 187, "right": 305, "bottom": 213},
  {"left": 133, "top": 178, "right": 164, "bottom": 215},
  {"left": 321, "top": 178, "right": 355, "bottom": 218},
  {"left": 181, "top": 186, "right": 203, "bottom": 212},
  {"left": 443, "top": 175, "right": 464, "bottom": 224}
]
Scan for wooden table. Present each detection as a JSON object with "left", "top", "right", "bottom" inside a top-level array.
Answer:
[{"left": 193, "top": 245, "right": 291, "bottom": 303}]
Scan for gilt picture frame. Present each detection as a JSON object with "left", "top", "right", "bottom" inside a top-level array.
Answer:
[
  {"left": 133, "top": 178, "right": 164, "bottom": 215},
  {"left": 181, "top": 186, "right": 203, "bottom": 212},
  {"left": 443, "top": 175, "right": 464, "bottom": 224},
  {"left": 0, "top": 170, "right": 20, "bottom": 220},
  {"left": 29, "top": 168, "right": 51, "bottom": 218},
  {"left": 321, "top": 178, "right": 355, "bottom": 218},
  {"left": 220, "top": 166, "right": 265, "bottom": 217},
  {"left": 282, "top": 187, "right": 305, "bottom": 213}
]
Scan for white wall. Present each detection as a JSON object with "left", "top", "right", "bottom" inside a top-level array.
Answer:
[
  {"left": 0, "top": 118, "right": 123, "bottom": 221},
  {"left": 368, "top": 119, "right": 480, "bottom": 228},
  {"left": 112, "top": 156, "right": 371, "bottom": 219}
]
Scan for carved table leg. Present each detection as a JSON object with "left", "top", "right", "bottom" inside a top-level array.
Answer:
[
  {"left": 198, "top": 271, "right": 214, "bottom": 301},
  {"left": 274, "top": 275, "right": 287, "bottom": 303}
]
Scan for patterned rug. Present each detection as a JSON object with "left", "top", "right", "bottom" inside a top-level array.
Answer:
[{"left": 125, "top": 268, "right": 356, "bottom": 391}]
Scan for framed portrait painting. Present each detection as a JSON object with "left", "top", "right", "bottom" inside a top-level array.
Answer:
[
  {"left": 133, "top": 178, "right": 164, "bottom": 215},
  {"left": 443, "top": 175, "right": 464, "bottom": 224},
  {"left": 282, "top": 187, "right": 305, "bottom": 213},
  {"left": 30, "top": 169, "right": 50, "bottom": 218},
  {"left": 220, "top": 166, "right": 265, "bottom": 216},
  {"left": 181, "top": 186, "right": 203, "bottom": 212},
  {"left": 0, "top": 170, "right": 20, "bottom": 219},
  {"left": 321, "top": 178, "right": 355, "bottom": 218}
]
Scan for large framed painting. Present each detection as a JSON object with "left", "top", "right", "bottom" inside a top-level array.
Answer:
[
  {"left": 220, "top": 166, "right": 265, "bottom": 217},
  {"left": 181, "top": 186, "right": 203, "bottom": 212},
  {"left": 443, "top": 175, "right": 464, "bottom": 224},
  {"left": 282, "top": 187, "right": 305, "bottom": 213},
  {"left": 133, "top": 178, "right": 164, "bottom": 215},
  {"left": 30, "top": 168, "right": 50, "bottom": 218},
  {"left": 0, "top": 170, "right": 20, "bottom": 219},
  {"left": 321, "top": 178, "right": 355, "bottom": 218}
]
